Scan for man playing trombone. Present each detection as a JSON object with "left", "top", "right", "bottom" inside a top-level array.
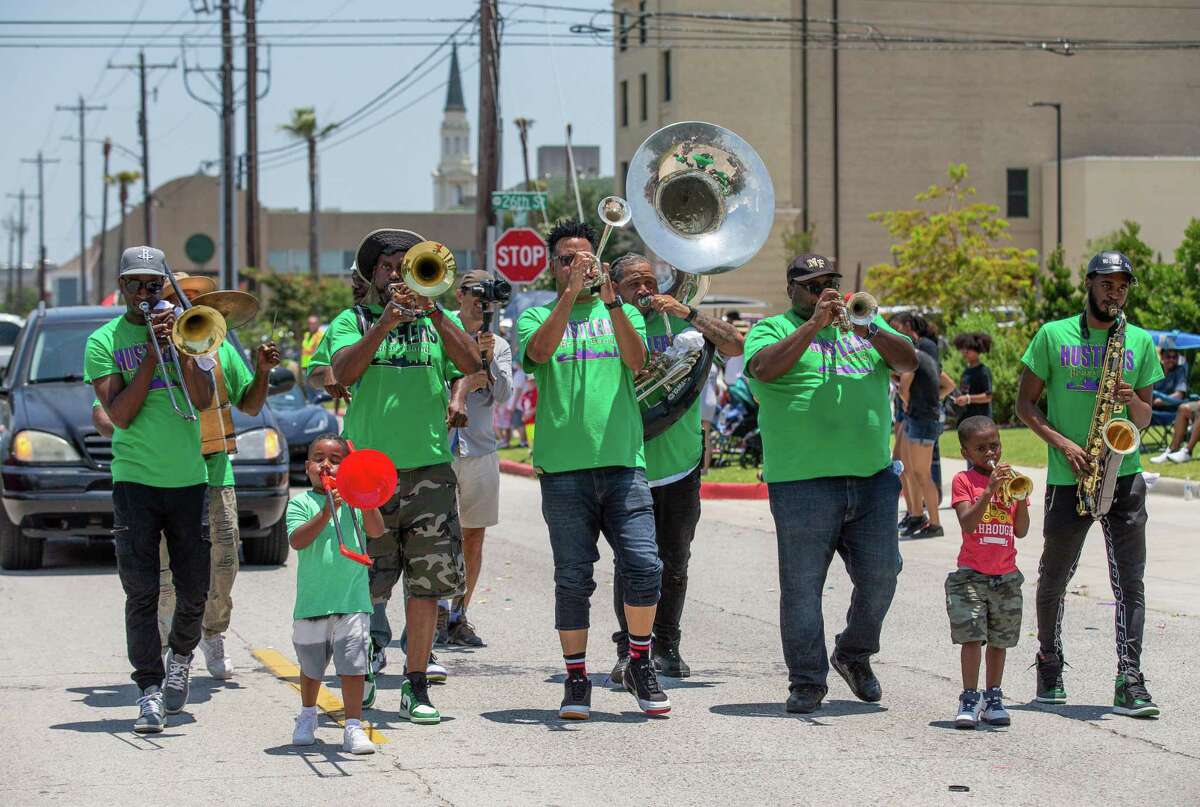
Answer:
[{"left": 84, "top": 246, "right": 215, "bottom": 733}]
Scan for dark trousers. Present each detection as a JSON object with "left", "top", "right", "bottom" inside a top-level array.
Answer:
[
  {"left": 614, "top": 466, "right": 702, "bottom": 642},
  {"left": 113, "top": 482, "right": 210, "bottom": 691},
  {"left": 767, "top": 467, "right": 904, "bottom": 690},
  {"left": 1036, "top": 474, "right": 1148, "bottom": 675}
]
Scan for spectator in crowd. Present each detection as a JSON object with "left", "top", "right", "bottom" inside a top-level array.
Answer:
[
  {"left": 952, "top": 332, "right": 994, "bottom": 421},
  {"left": 1150, "top": 347, "right": 1197, "bottom": 464}
]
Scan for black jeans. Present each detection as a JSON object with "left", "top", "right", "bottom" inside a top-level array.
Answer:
[
  {"left": 1036, "top": 474, "right": 1148, "bottom": 675},
  {"left": 613, "top": 466, "right": 702, "bottom": 643},
  {"left": 113, "top": 482, "right": 210, "bottom": 690}
]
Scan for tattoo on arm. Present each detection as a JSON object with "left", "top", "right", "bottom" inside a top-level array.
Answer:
[{"left": 690, "top": 312, "right": 741, "bottom": 347}]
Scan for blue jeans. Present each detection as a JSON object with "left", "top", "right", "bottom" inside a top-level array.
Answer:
[
  {"left": 539, "top": 466, "right": 661, "bottom": 631},
  {"left": 768, "top": 466, "right": 903, "bottom": 691}
]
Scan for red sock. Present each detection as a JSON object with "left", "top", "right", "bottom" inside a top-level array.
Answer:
[{"left": 628, "top": 634, "right": 651, "bottom": 660}]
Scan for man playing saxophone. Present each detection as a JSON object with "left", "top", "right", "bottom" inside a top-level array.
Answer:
[{"left": 1016, "top": 251, "right": 1163, "bottom": 718}]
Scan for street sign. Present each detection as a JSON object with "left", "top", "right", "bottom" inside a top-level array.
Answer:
[
  {"left": 491, "top": 191, "right": 548, "bottom": 212},
  {"left": 493, "top": 227, "right": 548, "bottom": 284}
]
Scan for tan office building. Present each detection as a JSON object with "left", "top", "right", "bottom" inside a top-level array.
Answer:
[{"left": 613, "top": 0, "right": 1200, "bottom": 313}]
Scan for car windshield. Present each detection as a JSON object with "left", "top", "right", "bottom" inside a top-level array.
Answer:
[
  {"left": 0, "top": 321, "right": 21, "bottom": 347},
  {"left": 27, "top": 321, "right": 95, "bottom": 383},
  {"left": 268, "top": 385, "right": 308, "bottom": 411}
]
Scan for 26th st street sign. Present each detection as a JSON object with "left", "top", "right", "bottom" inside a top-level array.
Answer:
[
  {"left": 491, "top": 191, "right": 548, "bottom": 212},
  {"left": 492, "top": 227, "right": 548, "bottom": 284}
]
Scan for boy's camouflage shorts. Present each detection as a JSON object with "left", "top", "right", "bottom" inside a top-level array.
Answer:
[
  {"left": 367, "top": 462, "right": 466, "bottom": 602},
  {"left": 944, "top": 568, "right": 1024, "bottom": 648}
]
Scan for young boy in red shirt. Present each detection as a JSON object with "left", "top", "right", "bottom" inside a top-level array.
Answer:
[{"left": 947, "top": 416, "right": 1030, "bottom": 728}]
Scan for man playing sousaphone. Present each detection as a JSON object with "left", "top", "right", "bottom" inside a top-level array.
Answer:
[
  {"left": 608, "top": 253, "right": 744, "bottom": 682},
  {"left": 1017, "top": 250, "right": 1163, "bottom": 717},
  {"left": 84, "top": 246, "right": 215, "bottom": 733},
  {"left": 328, "top": 228, "right": 483, "bottom": 725}
]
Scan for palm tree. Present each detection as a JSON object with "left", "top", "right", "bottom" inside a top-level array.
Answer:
[{"left": 280, "top": 107, "right": 336, "bottom": 278}]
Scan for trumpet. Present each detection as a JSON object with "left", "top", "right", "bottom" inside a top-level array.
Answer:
[
  {"left": 988, "top": 460, "right": 1033, "bottom": 505},
  {"left": 583, "top": 196, "right": 632, "bottom": 293},
  {"left": 834, "top": 291, "right": 879, "bottom": 334},
  {"left": 139, "top": 300, "right": 199, "bottom": 421}
]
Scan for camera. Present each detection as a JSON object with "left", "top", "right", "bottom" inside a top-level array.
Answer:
[{"left": 464, "top": 277, "right": 512, "bottom": 306}]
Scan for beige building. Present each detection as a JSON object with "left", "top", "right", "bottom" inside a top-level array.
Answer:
[
  {"left": 55, "top": 173, "right": 477, "bottom": 305},
  {"left": 613, "top": 0, "right": 1200, "bottom": 313}
]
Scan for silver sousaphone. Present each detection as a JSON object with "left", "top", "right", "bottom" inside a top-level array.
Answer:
[{"left": 623, "top": 121, "right": 775, "bottom": 440}]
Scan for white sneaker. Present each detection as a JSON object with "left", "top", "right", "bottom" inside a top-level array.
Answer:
[
  {"left": 292, "top": 711, "right": 317, "bottom": 746},
  {"left": 199, "top": 634, "right": 234, "bottom": 680},
  {"left": 343, "top": 723, "right": 376, "bottom": 755},
  {"left": 1150, "top": 450, "right": 1172, "bottom": 464},
  {"left": 1168, "top": 449, "right": 1193, "bottom": 463},
  {"left": 427, "top": 654, "right": 448, "bottom": 683}
]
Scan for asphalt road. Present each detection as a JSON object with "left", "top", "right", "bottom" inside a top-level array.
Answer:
[{"left": 1, "top": 470, "right": 1197, "bottom": 806}]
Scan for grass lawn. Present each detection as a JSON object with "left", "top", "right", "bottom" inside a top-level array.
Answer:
[{"left": 499, "top": 426, "right": 1200, "bottom": 483}]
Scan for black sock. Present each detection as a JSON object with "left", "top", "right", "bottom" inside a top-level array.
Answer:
[
  {"left": 406, "top": 670, "right": 428, "bottom": 688},
  {"left": 564, "top": 651, "right": 587, "bottom": 679}
]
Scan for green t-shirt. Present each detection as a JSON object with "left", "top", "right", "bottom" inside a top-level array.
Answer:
[
  {"left": 1020, "top": 315, "right": 1163, "bottom": 486},
  {"left": 306, "top": 328, "right": 332, "bottom": 376},
  {"left": 644, "top": 314, "right": 702, "bottom": 484},
  {"left": 286, "top": 490, "right": 373, "bottom": 620},
  {"left": 204, "top": 341, "right": 256, "bottom": 487},
  {"left": 744, "top": 311, "right": 906, "bottom": 483},
  {"left": 517, "top": 298, "right": 646, "bottom": 474},
  {"left": 83, "top": 315, "right": 207, "bottom": 488},
  {"left": 327, "top": 306, "right": 464, "bottom": 470}
]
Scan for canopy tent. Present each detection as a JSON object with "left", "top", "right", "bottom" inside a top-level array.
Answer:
[{"left": 1147, "top": 329, "right": 1200, "bottom": 350}]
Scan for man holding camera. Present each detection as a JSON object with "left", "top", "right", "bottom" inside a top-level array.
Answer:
[{"left": 443, "top": 270, "right": 514, "bottom": 647}]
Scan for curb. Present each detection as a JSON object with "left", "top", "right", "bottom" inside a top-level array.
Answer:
[{"left": 498, "top": 459, "right": 771, "bottom": 500}]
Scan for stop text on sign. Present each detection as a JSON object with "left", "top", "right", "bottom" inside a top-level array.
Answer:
[{"left": 496, "top": 243, "right": 546, "bottom": 268}]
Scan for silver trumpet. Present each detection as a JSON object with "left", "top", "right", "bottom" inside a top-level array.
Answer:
[
  {"left": 139, "top": 300, "right": 198, "bottom": 420},
  {"left": 583, "top": 195, "right": 632, "bottom": 293},
  {"left": 834, "top": 291, "right": 879, "bottom": 334}
]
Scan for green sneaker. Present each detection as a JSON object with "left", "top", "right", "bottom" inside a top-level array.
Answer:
[
  {"left": 1034, "top": 652, "right": 1067, "bottom": 704},
  {"left": 398, "top": 677, "right": 440, "bottom": 724},
  {"left": 362, "top": 672, "right": 377, "bottom": 709},
  {"left": 1113, "top": 672, "right": 1160, "bottom": 718}
]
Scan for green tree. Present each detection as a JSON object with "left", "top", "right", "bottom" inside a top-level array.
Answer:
[
  {"left": 865, "top": 163, "right": 1038, "bottom": 327},
  {"left": 279, "top": 107, "right": 337, "bottom": 278},
  {"left": 1085, "top": 220, "right": 1200, "bottom": 332},
  {"left": 241, "top": 268, "right": 352, "bottom": 354},
  {"left": 1022, "top": 245, "right": 1083, "bottom": 328}
]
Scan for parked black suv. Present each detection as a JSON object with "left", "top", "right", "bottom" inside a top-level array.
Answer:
[{"left": 0, "top": 305, "right": 292, "bottom": 570}]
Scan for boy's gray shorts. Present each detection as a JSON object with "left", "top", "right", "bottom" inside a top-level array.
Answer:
[{"left": 292, "top": 612, "right": 370, "bottom": 678}]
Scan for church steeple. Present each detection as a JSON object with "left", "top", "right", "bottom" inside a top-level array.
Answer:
[{"left": 445, "top": 42, "right": 465, "bottom": 112}]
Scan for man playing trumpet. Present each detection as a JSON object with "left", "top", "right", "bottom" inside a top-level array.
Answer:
[
  {"left": 84, "top": 247, "right": 215, "bottom": 733},
  {"left": 328, "top": 229, "right": 482, "bottom": 725},
  {"left": 608, "top": 253, "right": 744, "bottom": 682}
]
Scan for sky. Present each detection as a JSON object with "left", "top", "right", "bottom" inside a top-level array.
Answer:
[{"left": 0, "top": 0, "right": 615, "bottom": 266}]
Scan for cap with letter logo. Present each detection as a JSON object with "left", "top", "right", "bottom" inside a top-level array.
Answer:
[
  {"left": 786, "top": 253, "right": 840, "bottom": 282},
  {"left": 118, "top": 246, "right": 168, "bottom": 278},
  {"left": 1086, "top": 250, "right": 1137, "bottom": 284}
]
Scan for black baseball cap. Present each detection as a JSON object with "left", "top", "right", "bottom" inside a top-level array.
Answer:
[
  {"left": 787, "top": 253, "right": 840, "bottom": 282},
  {"left": 1086, "top": 250, "right": 1138, "bottom": 284}
]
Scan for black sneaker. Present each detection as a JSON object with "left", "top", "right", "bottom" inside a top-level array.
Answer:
[
  {"left": 1034, "top": 652, "right": 1067, "bottom": 704},
  {"left": 625, "top": 657, "right": 671, "bottom": 715},
  {"left": 1113, "top": 671, "right": 1160, "bottom": 718},
  {"left": 907, "top": 523, "right": 944, "bottom": 540},
  {"left": 830, "top": 652, "right": 882, "bottom": 702},
  {"left": 559, "top": 674, "right": 592, "bottom": 720},
  {"left": 447, "top": 617, "right": 486, "bottom": 648},
  {"left": 786, "top": 684, "right": 827, "bottom": 714},
  {"left": 610, "top": 631, "right": 630, "bottom": 687},
  {"left": 899, "top": 517, "right": 929, "bottom": 538},
  {"left": 897, "top": 512, "right": 922, "bottom": 531},
  {"left": 652, "top": 636, "right": 691, "bottom": 678}
]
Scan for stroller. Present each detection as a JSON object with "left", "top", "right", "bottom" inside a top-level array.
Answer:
[{"left": 710, "top": 377, "right": 762, "bottom": 468}]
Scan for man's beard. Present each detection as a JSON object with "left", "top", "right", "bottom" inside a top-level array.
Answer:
[{"left": 1087, "top": 288, "right": 1118, "bottom": 323}]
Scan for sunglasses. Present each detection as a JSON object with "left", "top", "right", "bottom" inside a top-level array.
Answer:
[
  {"left": 794, "top": 276, "right": 841, "bottom": 294},
  {"left": 555, "top": 253, "right": 579, "bottom": 267},
  {"left": 123, "top": 278, "right": 164, "bottom": 294}
]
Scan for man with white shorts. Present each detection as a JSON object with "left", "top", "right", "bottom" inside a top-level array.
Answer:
[{"left": 448, "top": 270, "right": 513, "bottom": 647}]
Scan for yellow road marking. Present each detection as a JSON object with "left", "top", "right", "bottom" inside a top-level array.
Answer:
[{"left": 252, "top": 647, "right": 388, "bottom": 745}]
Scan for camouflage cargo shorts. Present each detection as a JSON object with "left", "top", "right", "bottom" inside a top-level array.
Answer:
[
  {"left": 944, "top": 568, "right": 1024, "bottom": 648},
  {"left": 367, "top": 462, "right": 466, "bottom": 602}
]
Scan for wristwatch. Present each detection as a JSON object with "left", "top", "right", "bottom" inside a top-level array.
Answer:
[
  {"left": 684, "top": 305, "right": 698, "bottom": 323},
  {"left": 865, "top": 322, "right": 879, "bottom": 339},
  {"left": 605, "top": 297, "right": 624, "bottom": 311}
]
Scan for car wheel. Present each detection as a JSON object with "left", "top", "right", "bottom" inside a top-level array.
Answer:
[
  {"left": 243, "top": 516, "right": 289, "bottom": 566},
  {"left": 0, "top": 507, "right": 44, "bottom": 570}
]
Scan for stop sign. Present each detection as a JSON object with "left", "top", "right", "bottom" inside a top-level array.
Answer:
[{"left": 492, "top": 227, "right": 548, "bottom": 284}]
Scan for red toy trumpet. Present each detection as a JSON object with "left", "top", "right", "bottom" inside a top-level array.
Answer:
[{"left": 319, "top": 449, "right": 397, "bottom": 567}]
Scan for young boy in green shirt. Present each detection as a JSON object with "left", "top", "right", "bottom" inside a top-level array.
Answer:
[{"left": 287, "top": 435, "right": 385, "bottom": 753}]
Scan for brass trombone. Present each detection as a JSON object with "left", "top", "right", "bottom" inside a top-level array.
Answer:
[{"left": 401, "top": 240, "right": 456, "bottom": 298}]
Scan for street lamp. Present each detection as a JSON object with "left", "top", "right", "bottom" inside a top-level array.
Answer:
[{"left": 1030, "top": 101, "right": 1063, "bottom": 252}]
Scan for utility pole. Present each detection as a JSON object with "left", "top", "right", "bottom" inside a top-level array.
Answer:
[
  {"left": 244, "top": 0, "right": 260, "bottom": 273},
  {"left": 98, "top": 139, "right": 112, "bottom": 302},
  {"left": 219, "top": 0, "right": 236, "bottom": 289},
  {"left": 800, "top": 0, "right": 809, "bottom": 234},
  {"left": 57, "top": 95, "right": 107, "bottom": 305},
  {"left": 21, "top": 152, "right": 60, "bottom": 304},
  {"left": 513, "top": 117, "right": 534, "bottom": 191},
  {"left": 4, "top": 190, "right": 27, "bottom": 305},
  {"left": 831, "top": 0, "right": 840, "bottom": 262},
  {"left": 475, "top": 0, "right": 500, "bottom": 267},
  {"left": 108, "top": 50, "right": 177, "bottom": 246},
  {"left": 3, "top": 215, "right": 14, "bottom": 306}
]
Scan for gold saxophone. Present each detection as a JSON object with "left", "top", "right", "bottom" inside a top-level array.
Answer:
[{"left": 1076, "top": 312, "right": 1141, "bottom": 517}]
